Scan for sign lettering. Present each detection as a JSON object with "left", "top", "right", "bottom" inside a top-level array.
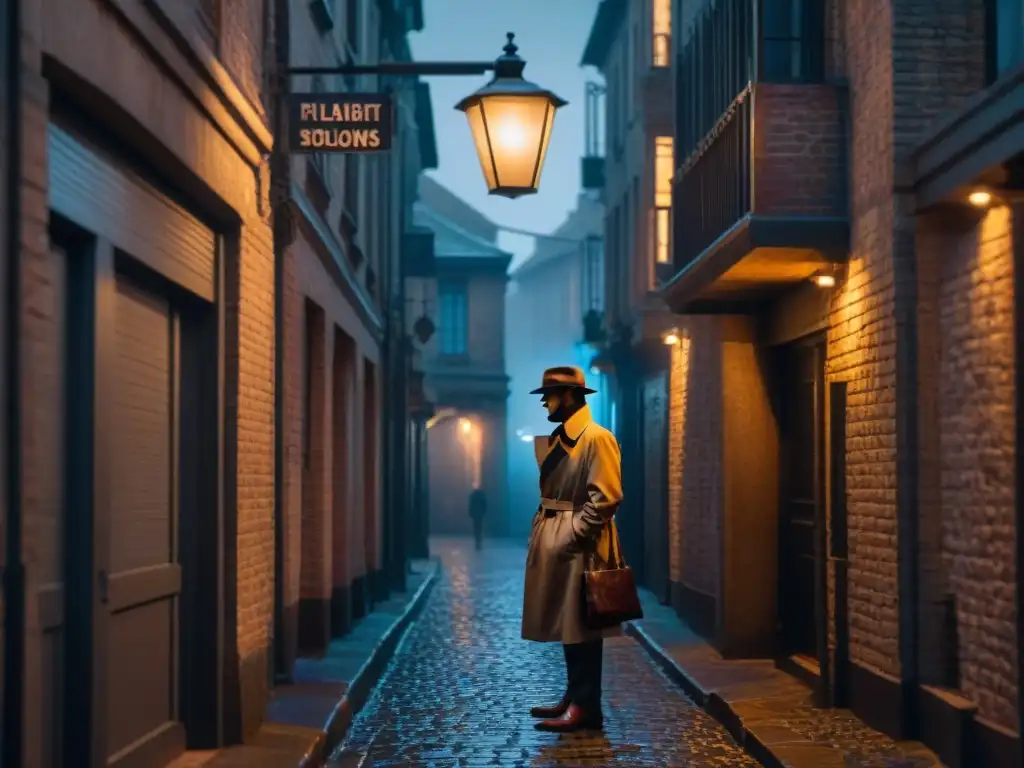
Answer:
[{"left": 288, "top": 92, "right": 393, "bottom": 154}]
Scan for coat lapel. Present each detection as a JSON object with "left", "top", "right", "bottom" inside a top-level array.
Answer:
[{"left": 538, "top": 405, "right": 594, "bottom": 490}]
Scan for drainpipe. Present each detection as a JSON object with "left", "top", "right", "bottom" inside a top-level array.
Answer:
[
  {"left": 1013, "top": 201, "right": 1024, "bottom": 747},
  {"left": 269, "top": 0, "right": 291, "bottom": 683},
  {"left": 2, "top": 0, "right": 25, "bottom": 764}
]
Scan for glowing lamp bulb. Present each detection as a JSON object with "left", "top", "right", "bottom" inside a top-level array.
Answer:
[
  {"left": 663, "top": 332, "right": 680, "bottom": 346},
  {"left": 814, "top": 274, "right": 836, "bottom": 288},
  {"left": 968, "top": 190, "right": 992, "bottom": 208},
  {"left": 460, "top": 418, "right": 472, "bottom": 434}
]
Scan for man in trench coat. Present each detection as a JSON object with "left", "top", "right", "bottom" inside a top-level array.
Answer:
[{"left": 521, "top": 365, "right": 624, "bottom": 732}]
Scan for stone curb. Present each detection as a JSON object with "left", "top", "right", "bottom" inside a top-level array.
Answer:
[
  {"left": 624, "top": 621, "right": 783, "bottom": 768},
  {"left": 298, "top": 558, "right": 442, "bottom": 768}
]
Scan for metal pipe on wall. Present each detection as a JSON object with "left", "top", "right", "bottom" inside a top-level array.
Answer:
[
  {"left": 269, "top": 0, "right": 291, "bottom": 683},
  {"left": 2, "top": 0, "right": 26, "bottom": 763}
]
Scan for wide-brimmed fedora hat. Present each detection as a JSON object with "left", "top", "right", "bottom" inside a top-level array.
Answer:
[{"left": 529, "top": 365, "right": 597, "bottom": 395}]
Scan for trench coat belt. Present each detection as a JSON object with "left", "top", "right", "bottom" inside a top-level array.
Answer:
[{"left": 539, "top": 498, "right": 576, "bottom": 517}]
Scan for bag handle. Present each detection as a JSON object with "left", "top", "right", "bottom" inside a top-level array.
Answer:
[
  {"left": 586, "top": 519, "right": 627, "bottom": 571},
  {"left": 610, "top": 520, "right": 627, "bottom": 570}
]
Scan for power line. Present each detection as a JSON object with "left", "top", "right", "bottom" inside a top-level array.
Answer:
[{"left": 495, "top": 223, "right": 602, "bottom": 242}]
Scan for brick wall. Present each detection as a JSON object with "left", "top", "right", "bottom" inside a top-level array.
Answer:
[
  {"left": 933, "top": 207, "right": 1017, "bottom": 731},
  {"left": 829, "top": 0, "right": 989, "bottom": 684},
  {"left": 22, "top": 0, "right": 277, "bottom": 748},
  {"left": 753, "top": 84, "right": 847, "bottom": 218},
  {"left": 669, "top": 316, "right": 722, "bottom": 599},
  {"left": 667, "top": 331, "right": 686, "bottom": 584},
  {"left": 219, "top": 0, "right": 268, "bottom": 114},
  {"left": 827, "top": 0, "right": 900, "bottom": 678},
  {"left": 235, "top": 190, "right": 277, "bottom": 738}
]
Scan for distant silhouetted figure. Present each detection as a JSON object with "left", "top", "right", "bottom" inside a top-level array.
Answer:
[{"left": 469, "top": 487, "right": 487, "bottom": 550}]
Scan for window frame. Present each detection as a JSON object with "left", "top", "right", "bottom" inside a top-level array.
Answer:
[
  {"left": 987, "top": 0, "right": 1024, "bottom": 82},
  {"left": 758, "top": 0, "right": 826, "bottom": 84},
  {"left": 438, "top": 279, "right": 469, "bottom": 356},
  {"left": 652, "top": 0, "right": 672, "bottom": 67}
]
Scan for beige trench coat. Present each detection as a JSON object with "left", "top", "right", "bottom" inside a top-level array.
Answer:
[{"left": 521, "top": 404, "right": 625, "bottom": 644}]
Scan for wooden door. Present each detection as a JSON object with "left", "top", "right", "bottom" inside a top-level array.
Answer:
[
  {"left": 103, "top": 271, "right": 186, "bottom": 765},
  {"left": 49, "top": 118, "right": 220, "bottom": 764},
  {"left": 643, "top": 373, "right": 670, "bottom": 604},
  {"left": 777, "top": 338, "right": 825, "bottom": 659}
]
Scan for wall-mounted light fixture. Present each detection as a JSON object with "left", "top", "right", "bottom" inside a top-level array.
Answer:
[
  {"left": 520, "top": 433, "right": 534, "bottom": 442},
  {"left": 662, "top": 328, "right": 681, "bottom": 345},
  {"left": 812, "top": 272, "right": 836, "bottom": 288},
  {"left": 460, "top": 418, "right": 472, "bottom": 434},
  {"left": 968, "top": 188, "right": 993, "bottom": 208}
]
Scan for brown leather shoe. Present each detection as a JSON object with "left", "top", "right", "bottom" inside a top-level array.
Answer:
[
  {"left": 534, "top": 703, "right": 603, "bottom": 732},
  {"left": 530, "top": 694, "right": 569, "bottom": 719}
]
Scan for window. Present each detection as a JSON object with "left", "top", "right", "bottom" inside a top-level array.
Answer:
[
  {"left": 654, "top": 137, "right": 673, "bottom": 264},
  {"left": 760, "top": 0, "right": 825, "bottom": 82},
  {"left": 991, "top": 0, "right": 1024, "bottom": 79},
  {"left": 438, "top": 281, "right": 468, "bottom": 355},
  {"left": 346, "top": 0, "right": 360, "bottom": 52},
  {"left": 653, "top": 0, "right": 672, "bottom": 67},
  {"left": 582, "top": 237, "right": 604, "bottom": 312}
]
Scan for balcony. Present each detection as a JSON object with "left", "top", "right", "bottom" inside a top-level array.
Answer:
[{"left": 663, "top": 81, "right": 849, "bottom": 313}]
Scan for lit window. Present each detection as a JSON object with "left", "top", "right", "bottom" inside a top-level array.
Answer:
[
  {"left": 653, "top": 0, "right": 672, "bottom": 67},
  {"left": 655, "top": 209, "right": 671, "bottom": 264},
  {"left": 654, "top": 136, "right": 673, "bottom": 264},
  {"left": 655, "top": 137, "right": 673, "bottom": 207}
]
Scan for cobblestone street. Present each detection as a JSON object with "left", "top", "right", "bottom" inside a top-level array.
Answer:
[{"left": 329, "top": 538, "right": 758, "bottom": 767}]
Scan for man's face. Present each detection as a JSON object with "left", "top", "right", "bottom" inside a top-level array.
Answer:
[{"left": 541, "top": 388, "right": 573, "bottom": 422}]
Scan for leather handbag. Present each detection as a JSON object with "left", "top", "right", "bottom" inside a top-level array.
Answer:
[{"left": 581, "top": 525, "right": 644, "bottom": 630}]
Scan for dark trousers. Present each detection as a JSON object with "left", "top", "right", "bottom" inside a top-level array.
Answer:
[
  {"left": 564, "top": 640, "right": 603, "bottom": 711},
  {"left": 471, "top": 516, "right": 483, "bottom": 550}
]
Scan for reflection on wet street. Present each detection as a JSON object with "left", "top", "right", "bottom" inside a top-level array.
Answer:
[{"left": 329, "top": 537, "right": 758, "bottom": 767}]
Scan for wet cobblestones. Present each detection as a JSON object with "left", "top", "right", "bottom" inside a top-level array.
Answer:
[{"left": 329, "top": 538, "right": 758, "bottom": 767}]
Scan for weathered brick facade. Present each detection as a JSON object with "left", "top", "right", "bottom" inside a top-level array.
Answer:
[
  {"left": 4, "top": 0, "right": 430, "bottom": 763},
  {"left": 11, "top": 0, "right": 278, "bottom": 761},
  {"left": 657, "top": 0, "right": 1019, "bottom": 762},
  {"left": 281, "top": 0, "right": 428, "bottom": 668}
]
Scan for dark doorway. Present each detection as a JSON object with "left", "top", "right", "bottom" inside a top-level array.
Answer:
[
  {"left": 62, "top": 229, "right": 219, "bottom": 766},
  {"left": 642, "top": 373, "right": 670, "bottom": 604},
  {"left": 776, "top": 335, "right": 825, "bottom": 662}
]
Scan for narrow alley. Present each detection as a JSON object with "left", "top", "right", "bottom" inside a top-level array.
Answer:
[{"left": 328, "top": 539, "right": 760, "bottom": 767}]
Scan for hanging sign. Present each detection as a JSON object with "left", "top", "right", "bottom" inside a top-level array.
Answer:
[{"left": 288, "top": 92, "right": 393, "bottom": 153}]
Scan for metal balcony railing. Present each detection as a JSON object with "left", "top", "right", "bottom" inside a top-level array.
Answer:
[{"left": 672, "top": 87, "right": 752, "bottom": 271}]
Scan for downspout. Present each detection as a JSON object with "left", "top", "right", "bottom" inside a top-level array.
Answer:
[
  {"left": 270, "top": 0, "right": 291, "bottom": 683},
  {"left": 2, "top": 0, "right": 25, "bottom": 764},
  {"left": 392, "top": 82, "right": 409, "bottom": 592},
  {"left": 1013, "top": 202, "right": 1024, "bottom": 749}
]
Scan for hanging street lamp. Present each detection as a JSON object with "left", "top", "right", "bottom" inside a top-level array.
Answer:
[
  {"left": 455, "top": 34, "right": 567, "bottom": 199},
  {"left": 287, "top": 32, "right": 567, "bottom": 198}
]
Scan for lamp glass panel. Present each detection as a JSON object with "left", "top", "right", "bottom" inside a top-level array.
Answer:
[
  {"left": 478, "top": 94, "right": 553, "bottom": 190},
  {"left": 464, "top": 103, "right": 498, "bottom": 190},
  {"left": 531, "top": 102, "right": 556, "bottom": 189}
]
